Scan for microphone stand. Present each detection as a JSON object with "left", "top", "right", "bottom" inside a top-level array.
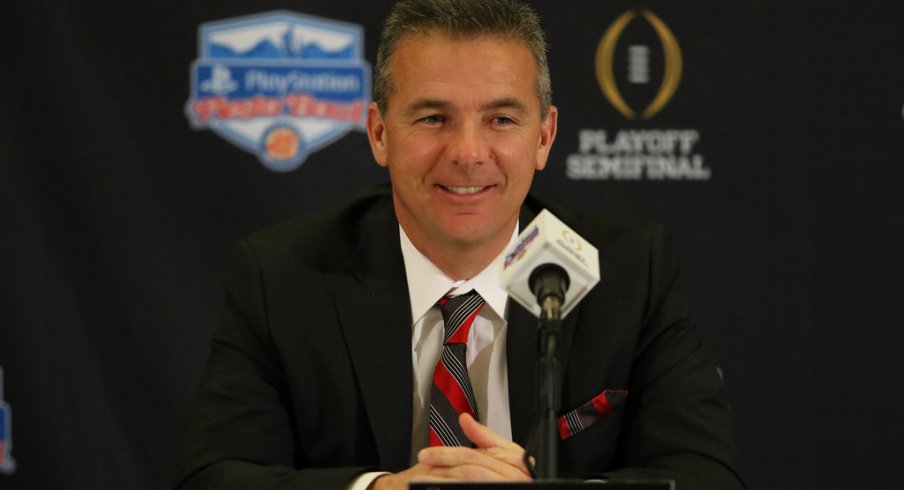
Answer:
[
  {"left": 525, "top": 263, "right": 569, "bottom": 480},
  {"left": 533, "top": 295, "right": 562, "bottom": 480}
]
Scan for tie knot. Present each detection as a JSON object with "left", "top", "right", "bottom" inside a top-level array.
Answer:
[{"left": 437, "top": 290, "right": 484, "bottom": 345}]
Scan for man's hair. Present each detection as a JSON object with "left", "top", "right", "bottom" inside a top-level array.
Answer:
[{"left": 373, "top": 0, "right": 552, "bottom": 118}]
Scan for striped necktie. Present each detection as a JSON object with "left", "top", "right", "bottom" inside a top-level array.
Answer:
[{"left": 428, "top": 290, "right": 485, "bottom": 447}]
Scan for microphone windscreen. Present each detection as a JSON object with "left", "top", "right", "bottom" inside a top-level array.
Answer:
[{"left": 500, "top": 209, "right": 600, "bottom": 318}]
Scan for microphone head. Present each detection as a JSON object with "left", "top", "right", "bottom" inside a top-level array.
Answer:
[
  {"left": 500, "top": 209, "right": 600, "bottom": 318},
  {"left": 528, "top": 263, "right": 570, "bottom": 303}
]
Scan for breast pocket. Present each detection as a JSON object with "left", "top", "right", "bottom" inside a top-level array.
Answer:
[{"left": 558, "top": 389, "right": 628, "bottom": 440}]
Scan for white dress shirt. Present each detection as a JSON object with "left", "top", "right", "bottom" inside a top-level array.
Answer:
[
  {"left": 401, "top": 225, "right": 515, "bottom": 462},
  {"left": 350, "top": 225, "right": 518, "bottom": 490}
]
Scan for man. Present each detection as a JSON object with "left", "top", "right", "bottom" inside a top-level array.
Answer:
[{"left": 175, "top": 1, "right": 744, "bottom": 489}]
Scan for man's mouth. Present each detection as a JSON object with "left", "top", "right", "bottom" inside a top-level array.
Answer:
[{"left": 439, "top": 185, "right": 490, "bottom": 195}]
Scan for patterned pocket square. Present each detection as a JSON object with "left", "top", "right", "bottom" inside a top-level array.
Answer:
[{"left": 557, "top": 389, "right": 628, "bottom": 440}]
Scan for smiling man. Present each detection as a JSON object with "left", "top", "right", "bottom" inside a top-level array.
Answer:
[
  {"left": 175, "top": 2, "right": 744, "bottom": 490},
  {"left": 367, "top": 28, "right": 556, "bottom": 282}
]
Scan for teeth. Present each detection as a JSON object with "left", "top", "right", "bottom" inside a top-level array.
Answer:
[{"left": 445, "top": 186, "right": 485, "bottom": 195}]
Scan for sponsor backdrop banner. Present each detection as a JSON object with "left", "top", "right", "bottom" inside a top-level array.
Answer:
[{"left": 2, "top": 1, "right": 902, "bottom": 489}]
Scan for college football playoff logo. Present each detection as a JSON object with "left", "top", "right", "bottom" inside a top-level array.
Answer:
[{"left": 595, "top": 9, "right": 682, "bottom": 120}]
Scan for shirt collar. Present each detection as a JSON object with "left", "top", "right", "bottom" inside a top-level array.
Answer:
[{"left": 399, "top": 225, "right": 518, "bottom": 325}]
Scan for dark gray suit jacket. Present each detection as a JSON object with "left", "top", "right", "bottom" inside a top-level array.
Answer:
[{"left": 175, "top": 185, "right": 744, "bottom": 489}]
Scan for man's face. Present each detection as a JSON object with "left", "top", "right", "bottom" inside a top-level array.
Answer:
[{"left": 367, "top": 33, "right": 557, "bottom": 259}]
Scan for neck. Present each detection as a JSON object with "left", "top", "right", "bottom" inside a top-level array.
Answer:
[
  {"left": 429, "top": 243, "right": 504, "bottom": 281},
  {"left": 402, "top": 226, "right": 515, "bottom": 282}
]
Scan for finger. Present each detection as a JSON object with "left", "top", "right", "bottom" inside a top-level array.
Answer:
[
  {"left": 418, "top": 446, "right": 485, "bottom": 467},
  {"left": 425, "top": 463, "right": 531, "bottom": 482},
  {"left": 477, "top": 447, "right": 532, "bottom": 475},
  {"left": 459, "top": 413, "right": 519, "bottom": 450},
  {"left": 410, "top": 474, "right": 454, "bottom": 483},
  {"left": 419, "top": 447, "right": 527, "bottom": 480}
]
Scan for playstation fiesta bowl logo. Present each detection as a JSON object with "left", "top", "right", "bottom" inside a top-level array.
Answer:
[
  {"left": 0, "top": 367, "right": 15, "bottom": 475},
  {"left": 185, "top": 11, "right": 370, "bottom": 172},
  {"left": 567, "top": 9, "right": 710, "bottom": 181}
]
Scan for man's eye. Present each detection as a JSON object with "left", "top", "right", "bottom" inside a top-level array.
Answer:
[
  {"left": 493, "top": 116, "right": 516, "bottom": 125},
  {"left": 418, "top": 114, "right": 445, "bottom": 124}
]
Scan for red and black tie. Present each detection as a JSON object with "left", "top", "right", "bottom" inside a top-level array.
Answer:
[{"left": 428, "top": 290, "right": 484, "bottom": 447}]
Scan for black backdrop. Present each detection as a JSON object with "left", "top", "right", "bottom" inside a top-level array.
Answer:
[{"left": 2, "top": 1, "right": 903, "bottom": 489}]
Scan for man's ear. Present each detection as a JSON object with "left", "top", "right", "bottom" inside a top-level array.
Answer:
[
  {"left": 366, "top": 102, "right": 389, "bottom": 167},
  {"left": 534, "top": 105, "right": 558, "bottom": 171}
]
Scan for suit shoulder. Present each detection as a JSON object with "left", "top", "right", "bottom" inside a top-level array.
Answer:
[
  {"left": 524, "top": 192, "right": 667, "bottom": 253},
  {"left": 572, "top": 212, "right": 662, "bottom": 247},
  {"left": 237, "top": 185, "right": 394, "bottom": 269}
]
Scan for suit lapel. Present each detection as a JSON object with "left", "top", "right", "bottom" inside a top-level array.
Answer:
[
  {"left": 506, "top": 300, "right": 581, "bottom": 443},
  {"left": 335, "top": 199, "right": 413, "bottom": 472},
  {"left": 506, "top": 301, "right": 538, "bottom": 446}
]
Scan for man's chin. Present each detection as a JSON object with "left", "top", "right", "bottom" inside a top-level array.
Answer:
[{"left": 436, "top": 219, "right": 513, "bottom": 250}]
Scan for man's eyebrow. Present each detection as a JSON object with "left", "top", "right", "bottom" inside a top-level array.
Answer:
[
  {"left": 482, "top": 97, "right": 527, "bottom": 113},
  {"left": 405, "top": 98, "right": 529, "bottom": 115},
  {"left": 406, "top": 99, "right": 449, "bottom": 115}
]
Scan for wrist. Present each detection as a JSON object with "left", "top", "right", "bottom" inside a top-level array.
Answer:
[{"left": 368, "top": 473, "right": 394, "bottom": 490}]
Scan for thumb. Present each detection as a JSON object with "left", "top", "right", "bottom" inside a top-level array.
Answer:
[{"left": 460, "top": 413, "right": 511, "bottom": 449}]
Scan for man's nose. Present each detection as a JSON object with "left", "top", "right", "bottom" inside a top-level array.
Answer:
[{"left": 446, "top": 121, "right": 487, "bottom": 166}]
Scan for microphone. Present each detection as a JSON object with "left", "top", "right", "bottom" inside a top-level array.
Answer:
[
  {"left": 500, "top": 210, "right": 600, "bottom": 479},
  {"left": 500, "top": 209, "right": 600, "bottom": 319},
  {"left": 529, "top": 263, "right": 570, "bottom": 320}
]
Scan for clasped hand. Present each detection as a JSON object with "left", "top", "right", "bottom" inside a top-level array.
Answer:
[{"left": 371, "top": 413, "right": 532, "bottom": 490}]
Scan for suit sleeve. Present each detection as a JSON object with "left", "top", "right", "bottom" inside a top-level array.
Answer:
[
  {"left": 600, "top": 224, "right": 746, "bottom": 489},
  {"left": 174, "top": 239, "right": 372, "bottom": 490}
]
